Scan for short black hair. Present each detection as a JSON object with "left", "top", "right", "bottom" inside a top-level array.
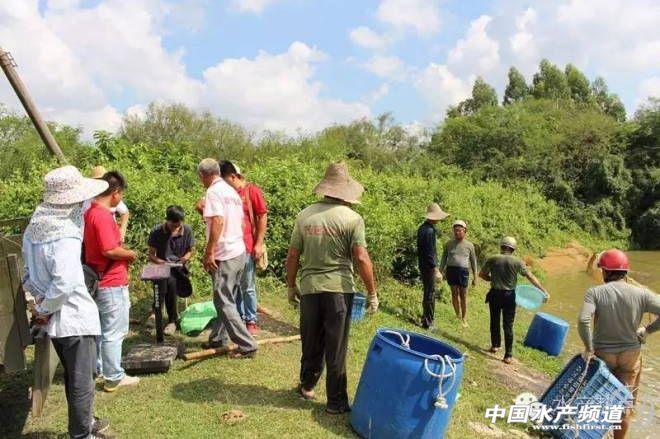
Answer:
[
  {"left": 604, "top": 270, "right": 627, "bottom": 282},
  {"left": 99, "top": 171, "right": 127, "bottom": 196},
  {"left": 219, "top": 160, "right": 239, "bottom": 178},
  {"left": 166, "top": 205, "right": 185, "bottom": 222}
]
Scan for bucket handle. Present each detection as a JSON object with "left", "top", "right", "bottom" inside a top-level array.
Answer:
[
  {"left": 383, "top": 330, "right": 410, "bottom": 349},
  {"left": 424, "top": 355, "right": 458, "bottom": 410}
]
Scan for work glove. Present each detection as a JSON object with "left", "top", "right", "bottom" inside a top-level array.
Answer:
[
  {"left": 287, "top": 286, "right": 301, "bottom": 307},
  {"left": 581, "top": 349, "right": 593, "bottom": 363},
  {"left": 636, "top": 326, "right": 647, "bottom": 344},
  {"left": 366, "top": 292, "right": 379, "bottom": 314},
  {"left": 434, "top": 268, "right": 443, "bottom": 282}
]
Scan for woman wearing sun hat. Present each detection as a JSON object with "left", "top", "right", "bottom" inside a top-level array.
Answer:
[{"left": 23, "top": 165, "right": 110, "bottom": 438}]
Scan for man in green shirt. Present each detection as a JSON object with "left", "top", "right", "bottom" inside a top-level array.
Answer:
[
  {"left": 578, "top": 249, "right": 660, "bottom": 439},
  {"left": 285, "top": 162, "right": 378, "bottom": 415},
  {"left": 440, "top": 220, "right": 478, "bottom": 326},
  {"left": 479, "top": 236, "right": 548, "bottom": 364}
]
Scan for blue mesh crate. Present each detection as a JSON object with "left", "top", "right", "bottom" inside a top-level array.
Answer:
[
  {"left": 539, "top": 354, "right": 633, "bottom": 438},
  {"left": 351, "top": 292, "right": 366, "bottom": 321}
]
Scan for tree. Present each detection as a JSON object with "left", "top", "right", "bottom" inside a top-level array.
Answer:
[
  {"left": 503, "top": 67, "right": 529, "bottom": 105},
  {"left": 591, "top": 77, "right": 627, "bottom": 122},
  {"left": 565, "top": 64, "right": 592, "bottom": 103},
  {"left": 447, "top": 77, "right": 498, "bottom": 117},
  {"left": 531, "top": 59, "right": 570, "bottom": 100}
]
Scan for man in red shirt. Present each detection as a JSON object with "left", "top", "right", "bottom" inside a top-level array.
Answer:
[
  {"left": 83, "top": 171, "right": 139, "bottom": 392},
  {"left": 220, "top": 161, "right": 268, "bottom": 334}
]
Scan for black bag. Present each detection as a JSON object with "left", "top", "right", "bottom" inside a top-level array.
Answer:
[{"left": 83, "top": 264, "right": 100, "bottom": 298}]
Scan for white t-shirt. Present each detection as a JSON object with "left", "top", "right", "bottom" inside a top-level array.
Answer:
[{"left": 203, "top": 178, "right": 246, "bottom": 261}]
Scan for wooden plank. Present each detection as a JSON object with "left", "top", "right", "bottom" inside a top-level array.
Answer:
[
  {"left": 7, "top": 254, "right": 31, "bottom": 348},
  {"left": 183, "top": 335, "right": 301, "bottom": 361}
]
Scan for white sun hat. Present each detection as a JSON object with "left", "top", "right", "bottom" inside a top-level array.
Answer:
[{"left": 43, "top": 165, "right": 109, "bottom": 205}]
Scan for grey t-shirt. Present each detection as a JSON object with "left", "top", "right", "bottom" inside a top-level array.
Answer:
[
  {"left": 482, "top": 254, "right": 528, "bottom": 291},
  {"left": 439, "top": 239, "right": 478, "bottom": 273},
  {"left": 578, "top": 280, "right": 660, "bottom": 353}
]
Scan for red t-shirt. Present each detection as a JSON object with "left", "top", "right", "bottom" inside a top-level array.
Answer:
[
  {"left": 236, "top": 184, "right": 268, "bottom": 255},
  {"left": 83, "top": 202, "right": 129, "bottom": 287}
]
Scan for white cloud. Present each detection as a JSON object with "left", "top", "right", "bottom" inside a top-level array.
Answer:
[
  {"left": 369, "top": 83, "right": 390, "bottom": 102},
  {"left": 376, "top": 0, "right": 441, "bottom": 37},
  {"left": 230, "top": 0, "right": 278, "bottom": 14},
  {"left": 637, "top": 77, "right": 660, "bottom": 105},
  {"left": 362, "top": 55, "right": 406, "bottom": 80},
  {"left": 0, "top": 1, "right": 369, "bottom": 137},
  {"left": 447, "top": 15, "right": 499, "bottom": 76},
  {"left": 201, "top": 42, "right": 370, "bottom": 133},
  {"left": 415, "top": 63, "right": 472, "bottom": 121},
  {"left": 349, "top": 26, "right": 391, "bottom": 50}
]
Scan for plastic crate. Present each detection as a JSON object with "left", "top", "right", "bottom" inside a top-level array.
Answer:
[
  {"left": 539, "top": 354, "right": 633, "bottom": 438},
  {"left": 351, "top": 292, "right": 366, "bottom": 321}
]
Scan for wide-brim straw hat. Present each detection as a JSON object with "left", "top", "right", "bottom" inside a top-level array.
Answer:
[
  {"left": 43, "top": 165, "right": 109, "bottom": 205},
  {"left": 313, "top": 162, "right": 364, "bottom": 204},
  {"left": 90, "top": 165, "right": 107, "bottom": 179},
  {"left": 452, "top": 219, "right": 467, "bottom": 229},
  {"left": 425, "top": 203, "right": 449, "bottom": 221}
]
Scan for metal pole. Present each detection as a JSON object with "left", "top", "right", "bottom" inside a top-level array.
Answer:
[
  {"left": 0, "top": 48, "right": 66, "bottom": 162},
  {"left": 153, "top": 282, "right": 164, "bottom": 343}
]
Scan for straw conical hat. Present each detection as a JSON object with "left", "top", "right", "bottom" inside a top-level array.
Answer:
[
  {"left": 425, "top": 203, "right": 449, "bottom": 221},
  {"left": 313, "top": 162, "right": 364, "bottom": 204}
]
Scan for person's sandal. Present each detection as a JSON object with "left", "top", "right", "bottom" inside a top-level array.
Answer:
[
  {"left": 296, "top": 384, "right": 316, "bottom": 400},
  {"left": 228, "top": 350, "right": 257, "bottom": 359},
  {"left": 326, "top": 405, "right": 351, "bottom": 415},
  {"left": 488, "top": 347, "right": 500, "bottom": 353},
  {"left": 503, "top": 357, "right": 514, "bottom": 365}
]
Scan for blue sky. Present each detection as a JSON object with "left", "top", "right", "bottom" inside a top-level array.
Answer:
[{"left": 2, "top": 0, "right": 659, "bottom": 136}]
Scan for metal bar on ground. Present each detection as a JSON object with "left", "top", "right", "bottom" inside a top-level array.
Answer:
[{"left": 183, "top": 335, "right": 301, "bottom": 361}]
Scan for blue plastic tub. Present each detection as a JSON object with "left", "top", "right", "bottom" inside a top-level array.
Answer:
[
  {"left": 351, "top": 328, "right": 465, "bottom": 438},
  {"left": 540, "top": 355, "right": 633, "bottom": 438},
  {"left": 524, "top": 312, "right": 569, "bottom": 356},
  {"left": 351, "top": 292, "right": 366, "bottom": 321},
  {"left": 515, "top": 284, "right": 546, "bottom": 310}
]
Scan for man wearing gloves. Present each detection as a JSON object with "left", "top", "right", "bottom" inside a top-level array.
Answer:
[
  {"left": 22, "top": 166, "right": 110, "bottom": 438},
  {"left": 578, "top": 249, "right": 660, "bottom": 439},
  {"left": 417, "top": 203, "right": 450, "bottom": 329},
  {"left": 285, "top": 162, "right": 377, "bottom": 415}
]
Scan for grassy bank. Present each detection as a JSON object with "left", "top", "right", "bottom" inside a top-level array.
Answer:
[{"left": 5, "top": 277, "right": 573, "bottom": 438}]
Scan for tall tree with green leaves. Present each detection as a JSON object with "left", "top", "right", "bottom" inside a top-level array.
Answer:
[
  {"left": 532, "top": 59, "right": 570, "bottom": 100},
  {"left": 565, "top": 64, "right": 592, "bottom": 103},
  {"left": 448, "top": 77, "right": 498, "bottom": 117},
  {"left": 591, "top": 77, "right": 627, "bottom": 122},
  {"left": 503, "top": 67, "right": 529, "bottom": 105}
]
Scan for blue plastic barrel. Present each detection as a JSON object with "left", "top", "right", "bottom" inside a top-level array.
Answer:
[
  {"left": 351, "top": 328, "right": 464, "bottom": 438},
  {"left": 540, "top": 355, "right": 632, "bottom": 438},
  {"left": 524, "top": 312, "right": 569, "bottom": 356},
  {"left": 351, "top": 292, "right": 366, "bottom": 321}
]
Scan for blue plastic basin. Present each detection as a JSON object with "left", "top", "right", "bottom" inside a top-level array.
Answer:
[
  {"left": 351, "top": 328, "right": 465, "bottom": 438},
  {"left": 515, "top": 284, "right": 546, "bottom": 310}
]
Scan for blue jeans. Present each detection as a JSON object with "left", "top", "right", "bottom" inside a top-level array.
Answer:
[
  {"left": 95, "top": 286, "right": 129, "bottom": 382},
  {"left": 236, "top": 255, "right": 258, "bottom": 323}
]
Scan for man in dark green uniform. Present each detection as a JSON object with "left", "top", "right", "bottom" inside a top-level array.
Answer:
[
  {"left": 479, "top": 236, "right": 548, "bottom": 364},
  {"left": 285, "top": 162, "right": 378, "bottom": 415}
]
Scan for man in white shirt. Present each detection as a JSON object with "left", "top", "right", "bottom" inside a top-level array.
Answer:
[
  {"left": 198, "top": 158, "right": 257, "bottom": 358},
  {"left": 23, "top": 166, "right": 109, "bottom": 438}
]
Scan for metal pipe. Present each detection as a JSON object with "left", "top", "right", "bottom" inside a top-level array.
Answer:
[{"left": 0, "top": 48, "right": 66, "bottom": 162}]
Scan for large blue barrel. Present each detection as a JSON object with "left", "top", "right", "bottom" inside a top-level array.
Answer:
[
  {"left": 350, "top": 328, "right": 464, "bottom": 438},
  {"left": 524, "top": 312, "right": 569, "bottom": 356}
]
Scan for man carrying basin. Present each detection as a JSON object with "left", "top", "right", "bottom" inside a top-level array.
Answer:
[
  {"left": 285, "top": 162, "right": 378, "bottom": 414},
  {"left": 479, "top": 236, "right": 548, "bottom": 364},
  {"left": 578, "top": 249, "right": 660, "bottom": 439}
]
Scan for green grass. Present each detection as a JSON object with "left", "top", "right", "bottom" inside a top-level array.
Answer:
[{"left": 4, "top": 277, "right": 571, "bottom": 438}]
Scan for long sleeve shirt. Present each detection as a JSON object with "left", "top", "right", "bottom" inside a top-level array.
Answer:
[
  {"left": 578, "top": 280, "right": 660, "bottom": 353},
  {"left": 417, "top": 221, "right": 437, "bottom": 271},
  {"left": 22, "top": 235, "right": 101, "bottom": 338},
  {"left": 439, "top": 238, "right": 478, "bottom": 274}
]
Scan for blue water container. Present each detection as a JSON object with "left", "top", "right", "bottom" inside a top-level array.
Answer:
[
  {"left": 515, "top": 284, "right": 547, "bottom": 310},
  {"left": 540, "top": 355, "right": 633, "bottom": 438},
  {"left": 352, "top": 292, "right": 366, "bottom": 321},
  {"left": 524, "top": 312, "right": 569, "bottom": 356},
  {"left": 351, "top": 328, "right": 465, "bottom": 438}
]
